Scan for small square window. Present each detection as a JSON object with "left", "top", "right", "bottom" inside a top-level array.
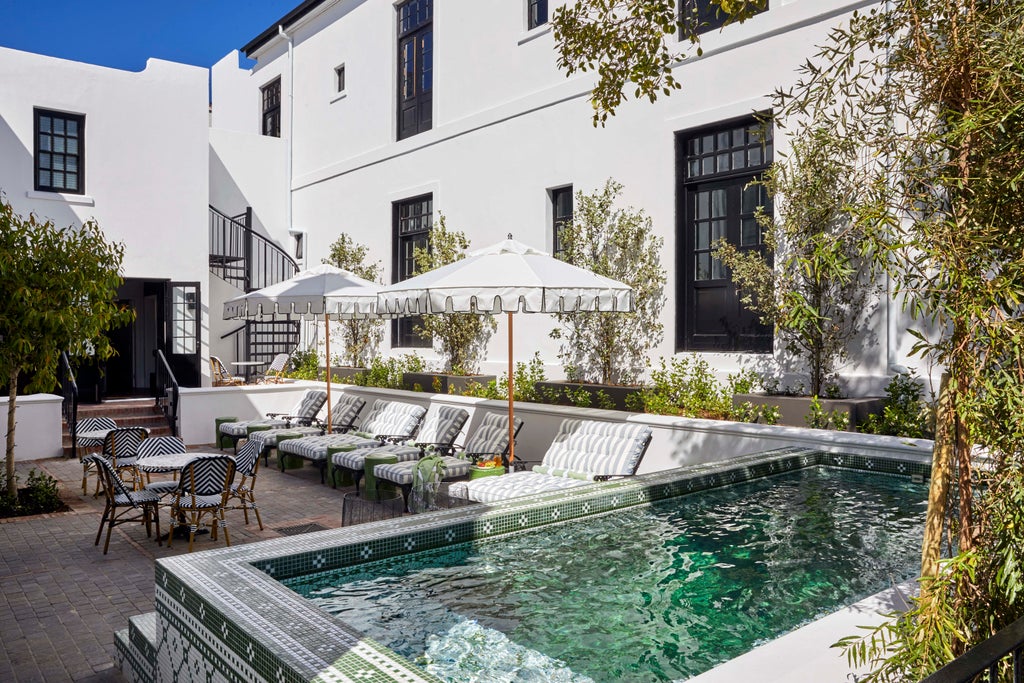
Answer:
[
  {"left": 335, "top": 64, "right": 346, "bottom": 93},
  {"left": 528, "top": 0, "right": 548, "bottom": 30},
  {"left": 34, "top": 109, "right": 85, "bottom": 194}
]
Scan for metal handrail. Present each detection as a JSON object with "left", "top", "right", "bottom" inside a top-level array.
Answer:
[
  {"left": 921, "top": 615, "right": 1024, "bottom": 683},
  {"left": 208, "top": 205, "right": 298, "bottom": 291},
  {"left": 153, "top": 350, "right": 180, "bottom": 437},
  {"left": 58, "top": 352, "right": 79, "bottom": 459}
]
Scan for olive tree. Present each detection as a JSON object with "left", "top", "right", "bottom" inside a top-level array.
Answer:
[
  {"left": 323, "top": 233, "right": 384, "bottom": 367},
  {"left": 0, "top": 199, "right": 131, "bottom": 502},
  {"left": 551, "top": 179, "right": 667, "bottom": 385}
]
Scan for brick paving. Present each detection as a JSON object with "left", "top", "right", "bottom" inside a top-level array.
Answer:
[{"left": 0, "top": 445, "right": 363, "bottom": 682}]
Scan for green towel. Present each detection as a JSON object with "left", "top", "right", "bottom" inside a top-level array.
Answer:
[{"left": 413, "top": 455, "right": 447, "bottom": 489}]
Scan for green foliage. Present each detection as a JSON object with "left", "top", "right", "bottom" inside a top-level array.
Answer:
[
  {"left": 462, "top": 352, "right": 548, "bottom": 403},
  {"left": 0, "top": 469, "right": 64, "bottom": 518},
  {"left": 412, "top": 215, "right": 496, "bottom": 374},
  {"left": 716, "top": 127, "right": 878, "bottom": 396},
  {"left": 353, "top": 353, "right": 425, "bottom": 390},
  {"left": 550, "top": 179, "right": 667, "bottom": 385},
  {"left": 0, "top": 198, "right": 132, "bottom": 502},
  {"left": 563, "top": 385, "right": 594, "bottom": 408},
  {"left": 631, "top": 355, "right": 767, "bottom": 421},
  {"left": 323, "top": 233, "right": 384, "bottom": 368},
  {"left": 860, "top": 372, "right": 933, "bottom": 439},
  {"left": 804, "top": 396, "right": 849, "bottom": 431},
  {"left": 551, "top": 1, "right": 767, "bottom": 125},
  {"left": 285, "top": 348, "right": 322, "bottom": 381}
]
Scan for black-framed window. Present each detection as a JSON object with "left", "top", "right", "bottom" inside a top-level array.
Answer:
[
  {"left": 676, "top": 116, "right": 773, "bottom": 352},
  {"left": 392, "top": 194, "right": 433, "bottom": 348},
  {"left": 397, "top": 0, "right": 433, "bottom": 140},
  {"left": 680, "top": 0, "right": 768, "bottom": 36},
  {"left": 261, "top": 78, "right": 281, "bottom": 137},
  {"left": 335, "top": 65, "right": 346, "bottom": 93},
  {"left": 34, "top": 109, "right": 84, "bottom": 194},
  {"left": 528, "top": 0, "right": 548, "bottom": 29},
  {"left": 551, "top": 185, "right": 573, "bottom": 256}
]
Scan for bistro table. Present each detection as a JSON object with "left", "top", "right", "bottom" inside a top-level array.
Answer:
[
  {"left": 230, "top": 360, "right": 265, "bottom": 384},
  {"left": 136, "top": 452, "right": 231, "bottom": 542}
]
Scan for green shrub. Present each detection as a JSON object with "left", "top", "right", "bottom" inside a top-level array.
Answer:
[
  {"left": 462, "top": 352, "right": 548, "bottom": 402},
  {"left": 859, "top": 371, "right": 933, "bottom": 438},
  {"left": 285, "top": 348, "right": 322, "bottom": 381},
  {"left": 0, "top": 469, "right": 63, "bottom": 518},
  {"left": 354, "top": 354, "right": 425, "bottom": 390},
  {"left": 804, "top": 396, "right": 850, "bottom": 430}
]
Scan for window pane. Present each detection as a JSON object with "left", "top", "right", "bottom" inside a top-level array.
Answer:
[
  {"left": 742, "top": 184, "right": 761, "bottom": 213},
  {"left": 748, "top": 146, "right": 762, "bottom": 165},
  {"left": 732, "top": 150, "right": 746, "bottom": 169},
  {"left": 39, "top": 136, "right": 51, "bottom": 152},
  {"left": 65, "top": 173, "right": 78, "bottom": 190},
  {"left": 66, "top": 138, "right": 78, "bottom": 155},
  {"left": 53, "top": 171, "right": 65, "bottom": 188},
  {"left": 52, "top": 156, "right": 64, "bottom": 171},
  {"left": 40, "top": 117, "right": 51, "bottom": 133},
  {"left": 711, "top": 256, "right": 726, "bottom": 280},
  {"left": 696, "top": 253, "right": 710, "bottom": 281},
  {"left": 39, "top": 170, "right": 50, "bottom": 186},
  {"left": 711, "top": 219, "right": 726, "bottom": 242},
  {"left": 716, "top": 152, "right": 730, "bottom": 173},
  {"left": 39, "top": 152, "right": 51, "bottom": 168},
  {"left": 711, "top": 189, "right": 726, "bottom": 217},
  {"left": 54, "top": 118, "right": 64, "bottom": 134},
  {"left": 697, "top": 192, "right": 709, "bottom": 219},
  {"left": 741, "top": 218, "right": 760, "bottom": 246},
  {"left": 702, "top": 157, "right": 714, "bottom": 175},
  {"left": 53, "top": 137, "right": 65, "bottom": 154},
  {"left": 67, "top": 120, "right": 78, "bottom": 136},
  {"left": 66, "top": 156, "right": 77, "bottom": 172}
]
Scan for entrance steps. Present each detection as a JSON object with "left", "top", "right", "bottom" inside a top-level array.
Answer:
[
  {"left": 115, "top": 612, "right": 156, "bottom": 683},
  {"left": 62, "top": 399, "right": 172, "bottom": 457}
]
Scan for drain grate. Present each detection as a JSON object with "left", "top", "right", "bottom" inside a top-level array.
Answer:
[{"left": 274, "top": 522, "right": 330, "bottom": 536}]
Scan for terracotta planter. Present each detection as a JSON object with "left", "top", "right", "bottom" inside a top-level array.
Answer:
[
  {"left": 402, "top": 372, "right": 496, "bottom": 395},
  {"left": 534, "top": 380, "right": 644, "bottom": 411},
  {"left": 732, "top": 393, "right": 884, "bottom": 431}
]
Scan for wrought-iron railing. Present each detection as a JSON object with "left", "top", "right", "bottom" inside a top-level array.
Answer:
[
  {"left": 153, "top": 350, "right": 180, "bottom": 437},
  {"left": 921, "top": 615, "right": 1024, "bottom": 683},
  {"left": 58, "top": 352, "right": 79, "bottom": 459},
  {"left": 209, "top": 205, "right": 298, "bottom": 291}
]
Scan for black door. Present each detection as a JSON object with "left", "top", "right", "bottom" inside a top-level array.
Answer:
[
  {"left": 163, "top": 282, "right": 201, "bottom": 387},
  {"left": 104, "top": 299, "right": 134, "bottom": 396}
]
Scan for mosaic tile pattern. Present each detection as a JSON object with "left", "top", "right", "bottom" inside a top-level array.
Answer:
[{"left": 123, "top": 447, "right": 932, "bottom": 683}]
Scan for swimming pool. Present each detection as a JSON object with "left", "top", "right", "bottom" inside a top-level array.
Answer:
[
  {"left": 130, "top": 446, "right": 931, "bottom": 683},
  {"left": 285, "top": 468, "right": 926, "bottom": 681}
]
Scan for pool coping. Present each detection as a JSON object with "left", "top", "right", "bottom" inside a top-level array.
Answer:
[{"left": 146, "top": 446, "right": 932, "bottom": 683}]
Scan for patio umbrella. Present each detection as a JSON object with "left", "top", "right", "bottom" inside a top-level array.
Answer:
[
  {"left": 223, "top": 263, "right": 381, "bottom": 427},
  {"left": 376, "top": 235, "right": 634, "bottom": 465}
]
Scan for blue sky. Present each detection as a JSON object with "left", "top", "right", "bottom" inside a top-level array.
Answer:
[{"left": 0, "top": 1, "right": 301, "bottom": 72}]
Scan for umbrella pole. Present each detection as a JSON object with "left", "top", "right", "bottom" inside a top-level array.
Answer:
[
  {"left": 507, "top": 311, "right": 514, "bottom": 467},
  {"left": 324, "top": 311, "right": 332, "bottom": 428}
]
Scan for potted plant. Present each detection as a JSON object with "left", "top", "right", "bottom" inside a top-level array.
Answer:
[
  {"left": 542, "top": 179, "right": 666, "bottom": 407},
  {"left": 716, "top": 126, "right": 882, "bottom": 429},
  {"left": 402, "top": 214, "right": 497, "bottom": 393}
]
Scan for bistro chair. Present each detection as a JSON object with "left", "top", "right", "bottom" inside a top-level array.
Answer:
[
  {"left": 167, "top": 456, "right": 236, "bottom": 553},
  {"left": 77, "top": 416, "right": 117, "bottom": 494},
  {"left": 100, "top": 427, "right": 148, "bottom": 493},
  {"left": 135, "top": 436, "right": 188, "bottom": 497},
  {"left": 256, "top": 353, "right": 290, "bottom": 384},
  {"left": 86, "top": 455, "right": 161, "bottom": 555},
  {"left": 210, "top": 356, "right": 244, "bottom": 387},
  {"left": 229, "top": 440, "right": 263, "bottom": 530}
]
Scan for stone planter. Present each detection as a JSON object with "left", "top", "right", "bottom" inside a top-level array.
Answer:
[
  {"left": 321, "top": 366, "right": 368, "bottom": 384},
  {"left": 733, "top": 393, "right": 884, "bottom": 431},
  {"left": 534, "top": 380, "right": 644, "bottom": 411},
  {"left": 402, "top": 372, "right": 496, "bottom": 395}
]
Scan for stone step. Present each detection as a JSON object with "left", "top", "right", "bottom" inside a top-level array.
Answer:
[
  {"left": 115, "top": 611, "right": 157, "bottom": 683},
  {"left": 63, "top": 399, "right": 174, "bottom": 457}
]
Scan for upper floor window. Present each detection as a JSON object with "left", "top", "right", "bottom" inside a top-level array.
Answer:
[
  {"left": 34, "top": 109, "right": 84, "bottom": 194},
  {"left": 551, "top": 185, "right": 573, "bottom": 256},
  {"left": 680, "top": 0, "right": 768, "bottom": 36},
  {"left": 335, "top": 64, "right": 346, "bottom": 94},
  {"left": 397, "top": 0, "right": 433, "bottom": 140},
  {"left": 392, "top": 194, "right": 433, "bottom": 348},
  {"left": 528, "top": 0, "right": 548, "bottom": 29},
  {"left": 261, "top": 78, "right": 281, "bottom": 137}
]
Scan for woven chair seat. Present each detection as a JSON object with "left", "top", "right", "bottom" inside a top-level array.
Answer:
[{"left": 112, "top": 489, "right": 162, "bottom": 506}]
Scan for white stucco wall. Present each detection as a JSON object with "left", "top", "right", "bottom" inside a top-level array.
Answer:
[
  {"left": 0, "top": 394, "right": 63, "bottom": 462},
  {"left": 209, "top": 0, "right": 935, "bottom": 396}
]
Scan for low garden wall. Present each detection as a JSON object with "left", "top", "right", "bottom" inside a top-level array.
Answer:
[{"left": 0, "top": 393, "right": 63, "bottom": 461}]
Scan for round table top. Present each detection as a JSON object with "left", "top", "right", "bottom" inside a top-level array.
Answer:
[
  {"left": 78, "top": 427, "right": 150, "bottom": 442},
  {"left": 135, "top": 452, "right": 228, "bottom": 473}
]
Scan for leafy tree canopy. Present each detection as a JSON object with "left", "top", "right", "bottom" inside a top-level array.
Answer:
[{"left": 323, "top": 233, "right": 384, "bottom": 367}]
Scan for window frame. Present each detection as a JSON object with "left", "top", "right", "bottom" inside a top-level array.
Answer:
[
  {"left": 334, "top": 64, "right": 346, "bottom": 94},
  {"left": 392, "top": 193, "right": 434, "bottom": 348},
  {"left": 396, "top": 0, "right": 433, "bottom": 141},
  {"left": 679, "top": 0, "right": 769, "bottom": 37},
  {"left": 550, "top": 185, "right": 573, "bottom": 257},
  {"left": 261, "top": 77, "right": 282, "bottom": 138},
  {"left": 33, "top": 108, "right": 85, "bottom": 195},
  {"left": 675, "top": 114, "right": 774, "bottom": 353},
  {"left": 527, "top": 0, "right": 549, "bottom": 30}
]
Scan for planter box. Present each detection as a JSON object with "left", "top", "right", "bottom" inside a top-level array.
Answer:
[
  {"left": 321, "top": 366, "right": 368, "bottom": 384},
  {"left": 402, "top": 372, "right": 496, "bottom": 395},
  {"left": 534, "top": 380, "right": 644, "bottom": 411},
  {"left": 733, "top": 393, "right": 884, "bottom": 431}
]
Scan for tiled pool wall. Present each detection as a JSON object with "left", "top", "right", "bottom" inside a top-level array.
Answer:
[{"left": 117, "top": 447, "right": 931, "bottom": 683}]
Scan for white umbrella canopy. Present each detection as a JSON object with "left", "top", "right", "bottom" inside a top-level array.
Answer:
[
  {"left": 377, "top": 235, "right": 634, "bottom": 465},
  {"left": 223, "top": 263, "right": 383, "bottom": 426}
]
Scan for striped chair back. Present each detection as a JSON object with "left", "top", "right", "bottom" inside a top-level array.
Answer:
[
  {"left": 414, "top": 405, "right": 469, "bottom": 448},
  {"left": 541, "top": 420, "right": 653, "bottom": 478},
  {"left": 289, "top": 390, "right": 328, "bottom": 420},
  {"left": 234, "top": 440, "right": 260, "bottom": 477},
  {"left": 176, "top": 457, "right": 236, "bottom": 500},
  {"left": 86, "top": 454, "right": 137, "bottom": 504},
  {"left": 463, "top": 413, "right": 524, "bottom": 458},
  {"left": 78, "top": 416, "right": 117, "bottom": 434},
  {"left": 330, "top": 394, "right": 366, "bottom": 431},
  {"left": 136, "top": 436, "right": 186, "bottom": 460},
  {"left": 102, "top": 427, "right": 148, "bottom": 462},
  {"left": 360, "top": 400, "right": 426, "bottom": 439}
]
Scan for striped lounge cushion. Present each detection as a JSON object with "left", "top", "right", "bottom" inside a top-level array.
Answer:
[
  {"left": 278, "top": 433, "right": 378, "bottom": 462},
  {"left": 374, "top": 456, "right": 474, "bottom": 487},
  {"left": 460, "top": 413, "right": 523, "bottom": 458},
  {"left": 219, "top": 418, "right": 289, "bottom": 437},
  {"left": 413, "top": 405, "right": 469, "bottom": 449},
  {"left": 447, "top": 472, "right": 589, "bottom": 503},
  {"left": 358, "top": 400, "right": 426, "bottom": 439},
  {"left": 332, "top": 442, "right": 424, "bottom": 472},
  {"left": 247, "top": 426, "right": 323, "bottom": 455}
]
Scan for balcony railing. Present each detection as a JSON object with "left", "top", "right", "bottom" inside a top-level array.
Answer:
[
  {"left": 921, "top": 615, "right": 1024, "bottom": 683},
  {"left": 209, "top": 206, "right": 298, "bottom": 291}
]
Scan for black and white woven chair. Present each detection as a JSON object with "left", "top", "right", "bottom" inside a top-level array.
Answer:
[
  {"left": 256, "top": 353, "right": 290, "bottom": 384},
  {"left": 167, "top": 456, "right": 236, "bottom": 553},
  {"left": 217, "top": 389, "right": 328, "bottom": 452},
  {"left": 86, "top": 455, "right": 161, "bottom": 555},
  {"left": 229, "top": 440, "right": 263, "bottom": 530},
  {"left": 373, "top": 412, "right": 524, "bottom": 511},
  {"left": 247, "top": 393, "right": 366, "bottom": 469},
  {"left": 135, "top": 436, "right": 188, "bottom": 497},
  {"left": 77, "top": 416, "right": 117, "bottom": 494},
  {"left": 101, "top": 427, "right": 148, "bottom": 492}
]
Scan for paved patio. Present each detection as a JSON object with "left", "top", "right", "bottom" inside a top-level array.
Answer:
[{"left": 0, "top": 446, "right": 366, "bottom": 682}]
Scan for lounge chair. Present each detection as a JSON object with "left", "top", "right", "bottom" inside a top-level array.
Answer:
[
  {"left": 330, "top": 404, "right": 470, "bottom": 492},
  {"left": 210, "top": 356, "right": 245, "bottom": 386},
  {"left": 448, "top": 419, "right": 653, "bottom": 504},
  {"left": 373, "top": 412, "right": 524, "bottom": 511},
  {"left": 275, "top": 399, "right": 426, "bottom": 489},
  {"left": 257, "top": 353, "right": 290, "bottom": 384},
  {"left": 217, "top": 389, "right": 328, "bottom": 452},
  {"left": 246, "top": 392, "right": 367, "bottom": 471}
]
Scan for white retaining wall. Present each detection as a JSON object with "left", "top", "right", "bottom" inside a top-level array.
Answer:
[{"left": 0, "top": 394, "right": 64, "bottom": 462}]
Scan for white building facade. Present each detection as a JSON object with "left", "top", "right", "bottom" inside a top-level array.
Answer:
[{"left": 211, "top": 0, "right": 925, "bottom": 395}]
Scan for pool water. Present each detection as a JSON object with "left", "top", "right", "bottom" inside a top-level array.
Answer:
[{"left": 284, "top": 467, "right": 927, "bottom": 682}]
